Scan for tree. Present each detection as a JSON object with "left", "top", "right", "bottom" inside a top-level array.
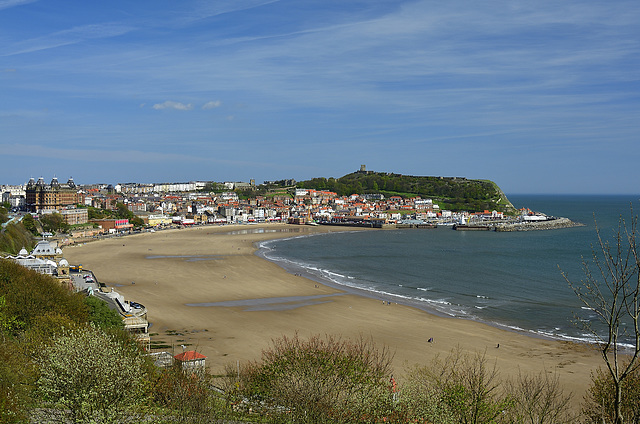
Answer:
[
  {"left": 583, "top": 365, "right": 640, "bottom": 423},
  {"left": 404, "top": 347, "right": 510, "bottom": 424},
  {"left": 562, "top": 210, "right": 640, "bottom": 424},
  {"left": 85, "top": 296, "right": 124, "bottom": 329},
  {"left": 39, "top": 212, "right": 69, "bottom": 234},
  {"left": 503, "top": 370, "right": 576, "bottom": 424},
  {"left": 35, "top": 324, "right": 148, "bottom": 424},
  {"left": 21, "top": 213, "right": 38, "bottom": 235},
  {"left": 228, "top": 334, "right": 394, "bottom": 423},
  {"left": 115, "top": 202, "right": 131, "bottom": 219}
]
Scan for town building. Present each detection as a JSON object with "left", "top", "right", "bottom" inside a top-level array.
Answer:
[
  {"left": 174, "top": 350, "right": 207, "bottom": 373},
  {"left": 25, "top": 177, "right": 83, "bottom": 213},
  {"left": 90, "top": 218, "right": 133, "bottom": 233},
  {"left": 3, "top": 239, "right": 71, "bottom": 287},
  {"left": 59, "top": 208, "right": 89, "bottom": 225}
]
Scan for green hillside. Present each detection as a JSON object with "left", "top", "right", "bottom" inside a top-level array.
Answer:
[{"left": 298, "top": 172, "right": 516, "bottom": 213}]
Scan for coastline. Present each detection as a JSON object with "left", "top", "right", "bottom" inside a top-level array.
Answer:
[{"left": 64, "top": 223, "right": 603, "bottom": 407}]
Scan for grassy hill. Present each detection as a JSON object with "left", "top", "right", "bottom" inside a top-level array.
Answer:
[{"left": 298, "top": 171, "right": 516, "bottom": 213}]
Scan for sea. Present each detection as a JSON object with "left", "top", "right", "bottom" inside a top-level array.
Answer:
[{"left": 257, "top": 195, "right": 640, "bottom": 347}]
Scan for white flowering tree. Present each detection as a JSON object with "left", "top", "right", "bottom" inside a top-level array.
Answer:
[{"left": 35, "top": 325, "right": 148, "bottom": 423}]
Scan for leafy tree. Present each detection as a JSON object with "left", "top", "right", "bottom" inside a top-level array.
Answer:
[
  {"left": 396, "top": 369, "right": 456, "bottom": 424},
  {"left": 228, "top": 334, "right": 394, "bottom": 423},
  {"left": 35, "top": 324, "right": 148, "bottom": 424},
  {"left": 562, "top": 210, "right": 640, "bottom": 424},
  {"left": 21, "top": 213, "right": 38, "bottom": 235},
  {"left": 39, "top": 212, "right": 69, "bottom": 234},
  {"left": 85, "top": 296, "right": 124, "bottom": 329},
  {"left": 130, "top": 216, "right": 145, "bottom": 227},
  {"left": 115, "top": 202, "right": 131, "bottom": 219}
]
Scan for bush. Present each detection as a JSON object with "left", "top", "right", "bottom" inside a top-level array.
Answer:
[
  {"left": 583, "top": 365, "right": 640, "bottom": 424},
  {"left": 228, "top": 334, "right": 395, "bottom": 423},
  {"left": 152, "top": 364, "right": 222, "bottom": 423},
  {"left": 35, "top": 324, "right": 148, "bottom": 424},
  {"left": 503, "top": 370, "right": 576, "bottom": 424},
  {"left": 403, "top": 348, "right": 509, "bottom": 424}
]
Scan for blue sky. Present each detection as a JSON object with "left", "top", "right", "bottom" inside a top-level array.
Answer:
[{"left": 1, "top": 0, "right": 639, "bottom": 194}]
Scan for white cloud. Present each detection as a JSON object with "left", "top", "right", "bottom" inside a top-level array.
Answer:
[
  {"left": 152, "top": 101, "right": 193, "bottom": 110},
  {"left": 202, "top": 100, "right": 222, "bottom": 110}
]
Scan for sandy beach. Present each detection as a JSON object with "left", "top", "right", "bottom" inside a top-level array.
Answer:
[{"left": 64, "top": 223, "right": 603, "bottom": 406}]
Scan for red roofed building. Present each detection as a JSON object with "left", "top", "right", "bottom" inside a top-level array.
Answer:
[{"left": 174, "top": 350, "right": 207, "bottom": 373}]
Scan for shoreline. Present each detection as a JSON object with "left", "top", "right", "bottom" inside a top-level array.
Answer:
[{"left": 64, "top": 223, "right": 604, "bottom": 408}]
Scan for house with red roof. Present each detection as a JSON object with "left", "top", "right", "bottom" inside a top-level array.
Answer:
[{"left": 174, "top": 350, "right": 207, "bottom": 373}]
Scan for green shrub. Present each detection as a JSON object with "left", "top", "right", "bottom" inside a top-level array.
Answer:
[
  {"left": 228, "top": 334, "right": 395, "bottom": 423},
  {"left": 583, "top": 365, "right": 640, "bottom": 424},
  {"left": 35, "top": 324, "right": 148, "bottom": 424}
]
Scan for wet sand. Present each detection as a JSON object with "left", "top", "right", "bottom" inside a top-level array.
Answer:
[{"left": 64, "top": 223, "right": 603, "bottom": 406}]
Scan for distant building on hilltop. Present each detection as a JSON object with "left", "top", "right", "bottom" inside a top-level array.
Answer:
[{"left": 357, "top": 164, "right": 374, "bottom": 175}]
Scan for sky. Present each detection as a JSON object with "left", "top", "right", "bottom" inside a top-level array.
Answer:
[{"left": 1, "top": 1, "right": 639, "bottom": 194}]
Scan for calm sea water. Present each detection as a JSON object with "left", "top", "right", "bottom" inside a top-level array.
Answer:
[{"left": 259, "top": 195, "right": 640, "bottom": 345}]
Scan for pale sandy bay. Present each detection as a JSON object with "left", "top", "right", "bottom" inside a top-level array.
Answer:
[{"left": 64, "top": 223, "right": 603, "bottom": 406}]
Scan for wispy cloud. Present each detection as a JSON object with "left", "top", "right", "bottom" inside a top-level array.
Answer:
[
  {"left": 0, "top": 143, "right": 206, "bottom": 163},
  {"left": 202, "top": 101, "right": 221, "bottom": 110},
  {"left": 0, "top": 0, "right": 36, "bottom": 11},
  {"left": 1, "top": 22, "right": 135, "bottom": 57},
  {"left": 152, "top": 101, "right": 193, "bottom": 111}
]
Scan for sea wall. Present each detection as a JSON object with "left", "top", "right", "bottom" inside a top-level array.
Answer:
[{"left": 495, "top": 217, "right": 584, "bottom": 232}]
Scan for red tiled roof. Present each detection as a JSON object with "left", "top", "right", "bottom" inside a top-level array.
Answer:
[{"left": 174, "top": 350, "right": 207, "bottom": 361}]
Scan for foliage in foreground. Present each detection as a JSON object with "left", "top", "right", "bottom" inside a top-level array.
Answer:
[
  {"left": 35, "top": 324, "right": 148, "bottom": 424},
  {"left": 583, "top": 364, "right": 640, "bottom": 424},
  {"left": 225, "top": 336, "right": 577, "bottom": 424},
  {"left": 227, "top": 334, "right": 395, "bottom": 423},
  {"left": 399, "top": 348, "right": 576, "bottom": 424}
]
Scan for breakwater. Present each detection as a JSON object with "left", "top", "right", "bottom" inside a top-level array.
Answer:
[{"left": 495, "top": 217, "right": 583, "bottom": 232}]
